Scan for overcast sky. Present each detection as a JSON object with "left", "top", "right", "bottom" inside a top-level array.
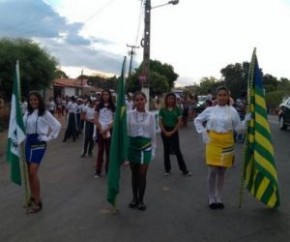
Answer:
[{"left": 1, "top": 0, "right": 290, "bottom": 86}]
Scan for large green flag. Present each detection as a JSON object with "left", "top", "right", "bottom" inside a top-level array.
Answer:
[
  {"left": 243, "top": 49, "right": 280, "bottom": 208},
  {"left": 107, "top": 57, "right": 128, "bottom": 207},
  {"left": 6, "top": 61, "right": 26, "bottom": 185}
]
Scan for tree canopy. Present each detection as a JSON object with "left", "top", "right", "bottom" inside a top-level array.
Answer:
[
  {"left": 0, "top": 38, "right": 58, "bottom": 99},
  {"left": 126, "top": 59, "right": 178, "bottom": 96}
]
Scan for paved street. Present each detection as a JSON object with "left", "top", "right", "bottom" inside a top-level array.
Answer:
[{"left": 0, "top": 115, "right": 290, "bottom": 242}]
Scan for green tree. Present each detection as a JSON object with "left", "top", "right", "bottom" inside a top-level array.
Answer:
[
  {"left": 126, "top": 59, "right": 178, "bottom": 96},
  {"left": 150, "top": 71, "right": 169, "bottom": 96},
  {"left": 87, "top": 75, "right": 118, "bottom": 90},
  {"left": 263, "top": 74, "right": 278, "bottom": 93},
  {"left": 55, "top": 68, "right": 68, "bottom": 79},
  {"left": 199, "top": 76, "right": 221, "bottom": 94},
  {"left": 220, "top": 62, "right": 250, "bottom": 99},
  {"left": 0, "top": 38, "right": 58, "bottom": 99},
  {"left": 278, "top": 77, "right": 290, "bottom": 90}
]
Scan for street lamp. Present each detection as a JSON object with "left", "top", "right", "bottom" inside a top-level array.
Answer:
[{"left": 141, "top": 0, "right": 179, "bottom": 109}]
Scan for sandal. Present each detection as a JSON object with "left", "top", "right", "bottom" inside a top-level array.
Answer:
[{"left": 26, "top": 201, "right": 42, "bottom": 214}]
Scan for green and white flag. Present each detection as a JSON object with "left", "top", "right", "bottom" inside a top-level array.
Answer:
[
  {"left": 107, "top": 57, "right": 128, "bottom": 207},
  {"left": 6, "top": 62, "right": 26, "bottom": 185}
]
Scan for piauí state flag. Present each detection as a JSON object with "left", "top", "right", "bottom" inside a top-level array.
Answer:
[
  {"left": 107, "top": 57, "right": 128, "bottom": 207},
  {"left": 6, "top": 62, "right": 26, "bottom": 185},
  {"left": 243, "top": 49, "right": 280, "bottom": 208}
]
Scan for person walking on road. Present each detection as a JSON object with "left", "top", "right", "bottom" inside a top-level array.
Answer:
[
  {"left": 127, "top": 92, "right": 156, "bottom": 211},
  {"left": 194, "top": 86, "right": 250, "bottom": 209},
  {"left": 94, "top": 89, "right": 115, "bottom": 177},
  {"left": 159, "top": 92, "right": 192, "bottom": 176},
  {"left": 23, "top": 91, "right": 61, "bottom": 213},
  {"left": 62, "top": 96, "right": 78, "bottom": 142},
  {"left": 80, "top": 98, "right": 96, "bottom": 157}
]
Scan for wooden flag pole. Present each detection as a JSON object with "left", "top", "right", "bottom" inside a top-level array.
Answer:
[
  {"left": 21, "top": 142, "right": 30, "bottom": 209},
  {"left": 16, "top": 60, "right": 31, "bottom": 210}
]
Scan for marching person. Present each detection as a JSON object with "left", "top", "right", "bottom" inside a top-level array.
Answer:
[
  {"left": 194, "top": 86, "right": 250, "bottom": 209},
  {"left": 23, "top": 91, "right": 61, "bottom": 213},
  {"left": 127, "top": 92, "right": 156, "bottom": 210},
  {"left": 94, "top": 89, "right": 115, "bottom": 177},
  {"left": 159, "top": 92, "right": 192, "bottom": 176},
  {"left": 80, "top": 98, "right": 96, "bottom": 157},
  {"left": 62, "top": 96, "right": 78, "bottom": 142}
]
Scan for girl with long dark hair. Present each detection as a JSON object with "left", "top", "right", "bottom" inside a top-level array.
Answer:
[
  {"left": 159, "top": 92, "right": 191, "bottom": 176},
  {"left": 94, "top": 89, "right": 115, "bottom": 177},
  {"left": 23, "top": 91, "right": 61, "bottom": 213}
]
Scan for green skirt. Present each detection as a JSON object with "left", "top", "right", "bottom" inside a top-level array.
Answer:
[{"left": 128, "top": 137, "right": 152, "bottom": 164}]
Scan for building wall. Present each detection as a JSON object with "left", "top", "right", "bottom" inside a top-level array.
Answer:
[{"left": 64, "top": 87, "right": 79, "bottom": 97}]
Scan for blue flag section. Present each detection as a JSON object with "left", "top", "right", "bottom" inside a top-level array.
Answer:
[
  {"left": 107, "top": 57, "right": 128, "bottom": 207},
  {"left": 243, "top": 49, "right": 280, "bottom": 208}
]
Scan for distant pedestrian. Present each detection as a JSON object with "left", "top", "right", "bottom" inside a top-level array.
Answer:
[
  {"left": 80, "top": 99, "right": 96, "bottom": 157},
  {"left": 47, "top": 97, "right": 56, "bottom": 115},
  {"left": 23, "top": 91, "right": 61, "bottom": 213},
  {"left": 159, "top": 92, "right": 192, "bottom": 176},
  {"left": 63, "top": 96, "right": 78, "bottom": 142},
  {"left": 194, "top": 86, "right": 250, "bottom": 209},
  {"left": 127, "top": 92, "right": 156, "bottom": 210}
]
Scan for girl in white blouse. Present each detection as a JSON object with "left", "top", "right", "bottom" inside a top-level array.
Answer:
[
  {"left": 194, "top": 86, "right": 247, "bottom": 210},
  {"left": 127, "top": 92, "right": 156, "bottom": 210},
  {"left": 80, "top": 99, "right": 96, "bottom": 157},
  {"left": 94, "top": 89, "right": 116, "bottom": 177},
  {"left": 23, "top": 91, "right": 61, "bottom": 213}
]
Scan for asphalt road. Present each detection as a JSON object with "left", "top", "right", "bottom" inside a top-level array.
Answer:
[{"left": 0, "top": 115, "right": 290, "bottom": 242}]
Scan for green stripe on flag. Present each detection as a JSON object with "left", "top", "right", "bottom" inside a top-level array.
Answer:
[{"left": 243, "top": 49, "right": 280, "bottom": 208}]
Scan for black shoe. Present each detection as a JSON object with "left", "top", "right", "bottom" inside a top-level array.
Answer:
[
  {"left": 209, "top": 203, "right": 218, "bottom": 209},
  {"left": 216, "top": 202, "right": 224, "bottom": 209},
  {"left": 80, "top": 153, "right": 86, "bottom": 157},
  {"left": 62, "top": 139, "right": 67, "bottom": 142},
  {"left": 138, "top": 202, "right": 146, "bottom": 211},
  {"left": 182, "top": 171, "right": 192, "bottom": 176},
  {"left": 88, "top": 153, "right": 92, "bottom": 157},
  {"left": 128, "top": 200, "right": 138, "bottom": 208}
]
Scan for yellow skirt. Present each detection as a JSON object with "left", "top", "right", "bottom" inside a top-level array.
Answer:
[{"left": 206, "top": 131, "right": 234, "bottom": 168}]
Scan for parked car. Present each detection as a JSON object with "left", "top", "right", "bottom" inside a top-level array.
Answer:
[{"left": 278, "top": 97, "right": 290, "bottom": 130}]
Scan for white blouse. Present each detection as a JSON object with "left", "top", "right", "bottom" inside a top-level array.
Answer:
[
  {"left": 97, "top": 106, "right": 114, "bottom": 126},
  {"left": 83, "top": 105, "right": 96, "bottom": 120},
  {"left": 23, "top": 110, "right": 61, "bottom": 140},
  {"left": 194, "top": 105, "right": 243, "bottom": 134},
  {"left": 127, "top": 110, "right": 157, "bottom": 152},
  {"left": 66, "top": 101, "right": 78, "bottom": 113}
]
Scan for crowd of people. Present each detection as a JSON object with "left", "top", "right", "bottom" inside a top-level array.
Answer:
[{"left": 20, "top": 86, "right": 250, "bottom": 213}]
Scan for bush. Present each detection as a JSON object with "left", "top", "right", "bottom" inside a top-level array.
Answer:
[{"left": 265, "top": 90, "right": 290, "bottom": 113}]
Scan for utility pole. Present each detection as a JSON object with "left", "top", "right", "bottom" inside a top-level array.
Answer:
[
  {"left": 126, "top": 44, "right": 139, "bottom": 77},
  {"left": 141, "top": 0, "right": 179, "bottom": 109},
  {"left": 141, "top": 0, "right": 151, "bottom": 109}
]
